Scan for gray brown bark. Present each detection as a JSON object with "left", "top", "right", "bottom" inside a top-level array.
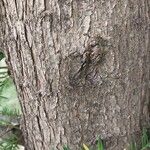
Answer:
[{"left": 0, "top": 0, "right": 150, "bottom": 150}]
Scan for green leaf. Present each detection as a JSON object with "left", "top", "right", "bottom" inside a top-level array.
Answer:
[
  {"left": 0, "top": 77, "right": 20, "bottom": 113},
  {"left": 129, "top": 140, "right": 137, "bottom": 150},
  {"left": 97, "top": 139, "right": 104, "bottom": 150},
  {"left": 0, "top": 119, "right": 11, "bottom": 127},
  {"left": 0, "top": 134, "right": 19, "bottom": 150},
  {"left": 1, "top": 107, "right": 21, "bottom": 117},
  {"left": 142, "top": 128, "right": 149, "bottom": 148},
  {"left": 63, "top": 145, "right": 71, "bottom": 150},
  {"left": 141, "top": 143, "right": 150, "bottom": 150},
  {"left": 0, "top": 95, "right": 8, "bottom": 99},
  {"left": 0, "top": 52, "right": 5, "bottom": 61},
  {"left": 0, "top": 77, "right": 10, "bottom": 95}
]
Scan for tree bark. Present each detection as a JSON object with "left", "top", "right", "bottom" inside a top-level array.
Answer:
[{"left": 0, "top": 0, "right": 149, "bottom": 149}]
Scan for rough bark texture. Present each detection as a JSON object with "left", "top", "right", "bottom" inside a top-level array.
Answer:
[{"left": 0, "top": 0, "right": 150, "bottom": 150}]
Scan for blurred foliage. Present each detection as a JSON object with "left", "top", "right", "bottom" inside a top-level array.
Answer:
[
  {"left": 0, "top": 134, "right": 19, "bottom": 150},
  {"left": 0, "top": 58, "right": 20, "bottom": 113},
  {"left": 0, "top": 52, "right": 5, "bottom": 61},
  {"left": 0, "top": 52, "right": 21, "bottom": 150}
]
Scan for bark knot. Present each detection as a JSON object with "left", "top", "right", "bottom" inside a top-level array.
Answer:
[{"left": 70, "top": 35, "right": 109, "bottom": 86}]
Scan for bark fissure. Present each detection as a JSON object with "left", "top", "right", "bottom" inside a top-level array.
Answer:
[{"left": 0, "top": 0, "right": 149, "bottom": 150}]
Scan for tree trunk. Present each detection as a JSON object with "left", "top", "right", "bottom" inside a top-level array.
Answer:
[{"left": 0, "top": 0, "right": 149, "bottom": 149}]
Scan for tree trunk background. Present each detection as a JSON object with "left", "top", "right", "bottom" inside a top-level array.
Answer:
[{"left": 0, "top": 0, "right": 149, "bottom": 150}]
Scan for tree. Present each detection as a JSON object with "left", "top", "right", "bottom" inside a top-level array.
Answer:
[{"left": 0, "top": 0, "right": 149, "bottom": 149}]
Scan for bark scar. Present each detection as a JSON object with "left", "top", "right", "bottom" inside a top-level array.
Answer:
[{"left": 71, "top": 35, "right": 109, "bottom": 85}]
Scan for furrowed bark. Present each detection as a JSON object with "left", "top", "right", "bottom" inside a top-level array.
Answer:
[{"left": 0, "top": 0, "right": 149, "bottom": 149}]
